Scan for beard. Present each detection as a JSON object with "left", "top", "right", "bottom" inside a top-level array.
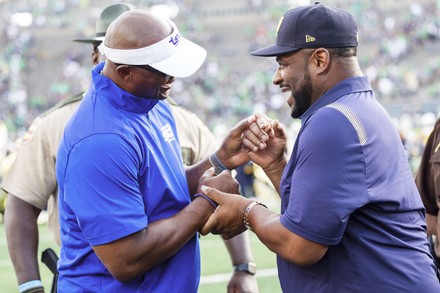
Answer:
[{"left": 291, "top": 65, "right": 313, "bottom": 119}]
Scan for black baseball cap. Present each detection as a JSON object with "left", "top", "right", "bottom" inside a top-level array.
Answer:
[
  {"left": 72, "top": 3, "right": 135, "bottom": 44},
  {"left": 251, "top": 2, "right": 358, "bottom": 57}
]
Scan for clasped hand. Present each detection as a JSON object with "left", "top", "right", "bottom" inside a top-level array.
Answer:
[{"left": 198, "top": 113, "right": 287, "bottom": 238}]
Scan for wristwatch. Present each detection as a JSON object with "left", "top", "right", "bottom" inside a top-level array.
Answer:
[{"left": 233, "top": 262, "right": 257, "bottom": 275}]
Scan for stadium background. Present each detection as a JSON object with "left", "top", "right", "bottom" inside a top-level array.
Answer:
[
  {"left": 1, "top": 0, "right": 440, "bottom": 167},
  {"left": 1, "top": 0, "right": 440, "bottom": 291}
]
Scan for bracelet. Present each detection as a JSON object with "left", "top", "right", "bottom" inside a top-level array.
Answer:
[
  {"left": 194, "top": 193, "right": 218, "bottom": 208},
  {"left": 209, "top": 152, "right": 228, "bottom": 175},
  {"left": 19, "top": 280, "right": 44, "bottom": 293},
  {"left": 243, "top": 201, "right": 267, "bottom": 232}
]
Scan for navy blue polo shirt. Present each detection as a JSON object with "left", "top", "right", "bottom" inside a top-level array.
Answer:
[
  {"left": 278, "top": 76, "right": 440, "bottom": 292},
  {"left": 56, "top": 62, "right": 199, "bottom": 292}
]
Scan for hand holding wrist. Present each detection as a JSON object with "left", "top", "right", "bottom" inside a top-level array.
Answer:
[
  {"left": 193, "top": 193, "right": 218, "bottom": 209},
  {"left": 209, "top": 152, "right": 228, "bottom": 175}
]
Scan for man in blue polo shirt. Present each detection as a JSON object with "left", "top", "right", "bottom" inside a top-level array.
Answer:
[
  {"left": 198, "top": 3, "right": 440, "bottom": 292},
  {"left": 55, "top": 10, "right": 261, "bottom": 292}
]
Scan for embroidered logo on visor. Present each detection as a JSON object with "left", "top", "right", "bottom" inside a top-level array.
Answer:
[{"left": 169, "top": 33, "right": 180, "bottom": 46}]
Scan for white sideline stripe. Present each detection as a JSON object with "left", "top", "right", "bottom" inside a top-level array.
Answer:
[{"left": 200, "top": 268, "right": 278, "bottom": 284}]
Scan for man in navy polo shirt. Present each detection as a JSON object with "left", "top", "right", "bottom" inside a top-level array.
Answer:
[{"left": 199, "top": 3, "right": 440, "bottom": 292}]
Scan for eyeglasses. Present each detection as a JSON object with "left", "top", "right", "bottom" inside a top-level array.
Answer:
[{"left": 115, "top": 63, "right": 169, "bottom": 79}]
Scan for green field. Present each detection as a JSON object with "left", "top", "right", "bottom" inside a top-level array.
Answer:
[{"left": 0, "top": 216, "right": 282, "bottom": 292}]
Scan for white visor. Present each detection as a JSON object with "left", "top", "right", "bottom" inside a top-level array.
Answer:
[{"left": 98, "top": 19, "right": 206, "bottom": 78}]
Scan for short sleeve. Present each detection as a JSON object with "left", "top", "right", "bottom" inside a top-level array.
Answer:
[{"left": 63, "top": 133, "right": 147, "bottom": 246}]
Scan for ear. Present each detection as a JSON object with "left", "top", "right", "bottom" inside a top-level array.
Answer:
[
  {"left": 91, "top": 51, "right": 100, "bottom": 65},
  {"left": 115, "top": 64, "right": 133, "bottom": 80},
  {"left": 312, "top": 48, "right": 330, "bottom": 74}
]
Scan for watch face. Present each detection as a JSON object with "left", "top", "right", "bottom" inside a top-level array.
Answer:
[
  {"left": 247, "top": 262, "right": 257, "bottom": 274},
  {"left": 235, "top": 262, "right": 257, "bottom": 275}
]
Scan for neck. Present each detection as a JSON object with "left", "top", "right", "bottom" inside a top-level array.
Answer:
[{"left": 313, "top": 57, "right": 363, "bottom": 100}]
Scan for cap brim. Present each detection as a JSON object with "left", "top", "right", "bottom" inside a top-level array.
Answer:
[
  {"left": 72, "top": 36, "right": 104, "bottom": 44},
  {"left": 251, "top": 44, "right": 301, "bottom": 57},
  {"left": 149, "top": 38, "right": 207, "bottom": 78}
]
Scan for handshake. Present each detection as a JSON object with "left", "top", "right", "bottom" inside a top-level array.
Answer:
[{"left": 194, "top": 113, "right": 288, "bottom": 239}]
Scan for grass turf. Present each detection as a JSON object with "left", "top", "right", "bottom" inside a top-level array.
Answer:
[{"left": 0, "top": 221, "right": 282, "bottom": 292}]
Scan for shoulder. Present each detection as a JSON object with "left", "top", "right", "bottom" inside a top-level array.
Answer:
[
  {"left": 168, "top": 103, "right": 209, "bottom": 128},
  {"left": 41, "top": 92, "right": 84, "bottom": 118},
  {"left": 306, "top": 103, "right": 362, "bottom": 137},
  {"left": 322, "top": 102, "right": 367, "bottom": 143},
  {"left": 299, "top": 104, "right": 366, "bottom": 158},
  {"left": 20, "top": 94, "right": 83, "bottom": 145}
]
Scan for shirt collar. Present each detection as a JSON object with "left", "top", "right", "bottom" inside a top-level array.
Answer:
[
  {"left": 90, "top": 62, "right": 159, "bottom": 113},
  {"left": 300, "top": 76, "right": 372, "bottom": 122}
]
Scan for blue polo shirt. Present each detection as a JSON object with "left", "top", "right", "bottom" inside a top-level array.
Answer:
[
  {"left": 278, "top": 76, "right": 440, "bottom": 292},
  {"left": 56, "top": 62, "right": 199, "bottom": 292}
]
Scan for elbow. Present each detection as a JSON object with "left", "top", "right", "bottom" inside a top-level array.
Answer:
[
  {"left": 287, "top": 253, "right": 323, "bottom": 267},
  {"left": 106, "top": 260, "right": 145, "bottom": 283},
  {"left": 108, "top": 266, "right": 139, "bottom": 283},
  {"left": 106, "top": 257, "right": 157, "bottom": 283},
  {"left": 276, "top": 244, "right": 327, "bottom": 266}
]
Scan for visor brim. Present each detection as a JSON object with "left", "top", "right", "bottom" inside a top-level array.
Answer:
[
  {"left": 72, "top": 36, "right": 105, "bottom": 44},
  {"left": 251, "top": 44, "right": 301, "bottom": 57},
  {"left": 149, "top": 38, "right": 207, "bottom": 78}
]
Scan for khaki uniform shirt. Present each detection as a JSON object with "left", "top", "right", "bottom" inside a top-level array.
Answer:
[
  {"left": 168, "top": 98, "right": 218, "bottom": 165},
  {"left": 2, "top": 95, "right": 83, "bottom": 245},
  {"left": 1, "top": 95, "right": 217, "bottom": 244}
]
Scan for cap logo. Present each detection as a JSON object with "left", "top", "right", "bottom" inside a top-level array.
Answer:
[
  {"left": 169, "top": 33, "right": 180, "bottom": 46},
  {"left": 276, "top": 16, "right": 284, "bottom": 36},
  {"left": 305, "top": 35, "right": 316, "bottom": 43}
]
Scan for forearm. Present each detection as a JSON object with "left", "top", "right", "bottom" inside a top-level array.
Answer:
[
  {"left": 4, "top": 194, "right": 42, "bottom": 284},
  {"left": 224, "top": 232, "right": 260, "bottom": 292},
  {"left": 223, "top": 230, "right": 254, "bottom": 265},
  {"left": 186, "top": 157, "right": 213, "bottom": 195},
  {"left": 262, "top": 157, "right": 287, "bottom": 195},
  {"left": 248, "top": 207, "right": 285, "bottom": 256},
  {"left": 94, "top": 197, "right": 214, "bottom": 282},
  {"left": 249, "top": 205, "right": 327, "bottom": 266}
]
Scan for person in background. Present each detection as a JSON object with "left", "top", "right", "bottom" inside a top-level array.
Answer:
[
  {"left": 3, "top": 4, "right": 258, "bottom": 293},
  {"left": 415, "top": 117, "right": 440, "bottom": 276},
  {"left": 198, "top": 3, "right": 440, "bottom": 292},
  {"left": 235, "top": 162, "right": 256, "bottom": 198}
]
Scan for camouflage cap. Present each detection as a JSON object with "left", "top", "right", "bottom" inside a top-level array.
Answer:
[{"left": 72, "top": 3, "right": 135, "bottom": 44}]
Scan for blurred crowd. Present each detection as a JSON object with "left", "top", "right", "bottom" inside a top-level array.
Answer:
[{"left": 1, "top": 0, "right": 440, "bottom": 174}]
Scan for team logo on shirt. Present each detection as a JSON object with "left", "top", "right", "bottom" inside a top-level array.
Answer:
[{"left": 161, "top": 123, "right": 175, "bottom": 143}]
